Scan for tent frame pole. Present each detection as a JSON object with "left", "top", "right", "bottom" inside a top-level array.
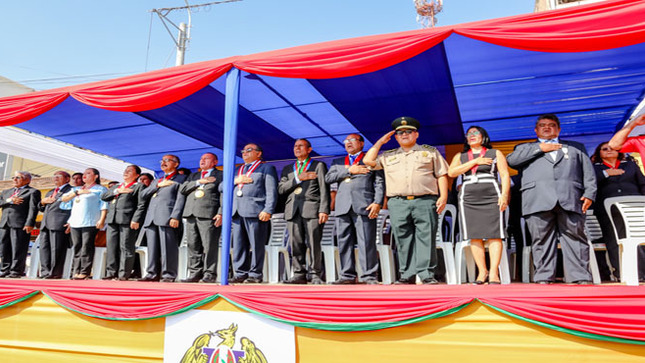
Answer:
[{"left": 220, "top": 67, "right": 240, "bottom": 285}]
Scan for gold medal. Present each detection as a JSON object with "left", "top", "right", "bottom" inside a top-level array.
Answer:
[
  {"left": 294, "top": 187, "right": 303, "bottom": 195},
  {"left": 5, "top": 198, "right": 11, "bottom": 203},
  {"left": 152, "top": 193, "right": 157, "bottom": 198},
  {"left": 344, "top": 177, "right": 352, "bottom": 183},
  {"left": 111, "top": 199, "right": 116, "bottom": 204},
  {"left": 195, "top": 190, "right": 205, "bottom": 198},
  {"left": 236, "top": 189, "right": 243, "bottom": 197}
]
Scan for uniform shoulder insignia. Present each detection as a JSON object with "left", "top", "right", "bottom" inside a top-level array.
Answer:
[
  {"left": 421, "top": 144, "right": 436, "bottom": 151},
  {"left": 383, "top": 149, "right": 396, "bottom": 155}
]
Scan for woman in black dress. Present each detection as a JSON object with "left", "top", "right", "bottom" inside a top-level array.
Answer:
[
  {"left": 448, "top": 126, "right": 510, "bottom": 284},
  {"left": 592, "top": 141, "right": 645, "bottom": 281}
]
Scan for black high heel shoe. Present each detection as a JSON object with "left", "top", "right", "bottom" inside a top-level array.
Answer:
[{"left": 475, "top": 273, "right": 489, "bottom": 285}]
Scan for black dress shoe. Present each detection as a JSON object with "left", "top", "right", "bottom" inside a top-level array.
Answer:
[
  {"left": 310, "top": 276, "right": 324, "bottom": 285},
  {"left": 331, "top": 278, "right": 356, "bottom": 285},
  {"left": 0, "top": 272, "right": 8, "bottom": 278},
  {"left": 7, "top": 273, "right": 22, "bottom": 279},
  {"left": 283, "top": 277, "right": 307, "bottom": 284},
  {"left": 364, "top": 279, "right": 380, "bottom": 285},
  {"left": 535, "top": 280, "right": 553, "bottom": 285},
  {"left": 199, "top": 276, "right": 217, "bottom": 283},
  {"left": 116, "top": 277, "right": 129, "bottom": 281},
  {"left": 394, "top": 278, "right": 415, "bottom": 285},
  {"left": 181, "top": 275, "right": 202, "bottom": 283},
  {"left": 575, "top": 280, "right": 593, "bottom": 285},
  {"left": 138, "top": 275, "right": 160, "bottom": 282},
  {"left": 475, "top": 273, "right": 489, "bottom": 285},
  {"left": 102, "top": 276, "right": 116, "bottom": 280},
  {"left": 45, "top": 275, "right": 61, "bottom": 279},
  {"left": 160, "top": 277, "right": 175, "bottom": 283},
  {"left": 422, "top": 277, "right": 439, "bottom": 285},
  {"left": 244, "top": 277, "right": 262, "bottom": 284},
  {"left": 229, "top": 275, "right": 248, "bottom": 283}
]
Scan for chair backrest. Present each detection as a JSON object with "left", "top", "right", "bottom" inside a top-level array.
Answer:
[
  {"left": 269, "top": 213, "right": 288, "bottom": 246},
  {"left": 376, "top": 209, "right": 390, "bottom": 245},
  {"left": 320, "top": 215, "right": 337, "bottom": 246},
  {"left": 584, "top": 211, "right": 603, "bottom": 242},
  {"left": 604, "top": 196, "right": 645, "bottom": 240},
  {"left": 436, "top": 204, "right": 456, "bottom": 243}
]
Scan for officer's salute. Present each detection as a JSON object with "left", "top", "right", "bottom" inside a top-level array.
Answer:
[{"left": 364, "top": 117, "right": 449, "bottom": 285}]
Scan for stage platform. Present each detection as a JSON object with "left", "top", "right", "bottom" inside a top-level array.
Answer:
[{"left": 0, "top": 280, "right": 644, "bottom": 362}]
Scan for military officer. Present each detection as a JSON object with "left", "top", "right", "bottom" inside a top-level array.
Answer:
[{"left": 363, "top": 117, "right": 449, "bottom": 285}]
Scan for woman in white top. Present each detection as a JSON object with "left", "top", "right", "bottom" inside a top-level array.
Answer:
[{"left": 61, "top": 168, "right": 108, "bottom": 279}]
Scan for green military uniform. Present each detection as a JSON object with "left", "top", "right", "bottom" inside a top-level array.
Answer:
[{"left": 373, "top": 127, "right": 449, "bottom": 283}]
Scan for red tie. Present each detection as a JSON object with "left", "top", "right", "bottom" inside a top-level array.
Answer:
[
  {"left": 52, "top": 187, "right": 60, "bottom": 198},
  {"left": 201, "top": 171, "right": 208, "bottom": 178}
]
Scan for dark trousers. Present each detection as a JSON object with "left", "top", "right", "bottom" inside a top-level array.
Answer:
[
  {"left": 39, "top": 228, "right": 69, "bottom": 278},
  {"left": 526, "top": 204, "right": 592, "bottom": 283},
  {"left": 387, "top": 195, "right": 438, "bottom": 281},
  {"left": 70, "top": 227, "right": 98, "bottom": 275},
  {"left": 232, "top": 216, "right": 269, "bottom": 279},
  {"left": 145, "top": 224, "right": 180, "bottom": 279},
  {"left": 288, "top": 215, "right": 323, "bottom": 279},
  {"left": 185, "top": 216, "right": 221, "bottom": 279},
  {"left": 0, "top": 227, "right": 30, "bottom": 276},
  {"left": 336, "top": 211, "right": 379, "bottom": 280},
  {"left": 106, "top": 223, "right": 138, "bottom": 278}
]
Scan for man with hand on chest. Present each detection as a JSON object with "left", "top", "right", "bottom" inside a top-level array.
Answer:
[
  {"left": 278, "top": 139, "right": 330, "bottom": 284},
  {"left": 0, "top": 171, "right": 41, "bottom": 278},
  {"left": 228, "top": 143, "right": 278, "bottom": 284},
  {"left": 180, "top": 152, "right": 223, "bottom": 283},
  {"left": 39, "top": 171, "right": 72, "bottom": 279},
  {"left": 325, "top": 133, "right": 384, "bottom": 284}
]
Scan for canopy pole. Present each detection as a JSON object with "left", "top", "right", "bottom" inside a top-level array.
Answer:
[{"left": 220, "top": 67, "right": 240, "bottom": 285}]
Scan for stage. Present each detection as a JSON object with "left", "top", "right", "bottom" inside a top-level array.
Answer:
[{"left": 0, "top": 280, "right": 644, "bottom": 362}]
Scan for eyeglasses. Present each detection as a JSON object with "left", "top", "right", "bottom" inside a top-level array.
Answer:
[
  {"left": 240, "top": 148, "right": 259, "bottom": 154},
  {"left": 395, "top": 129, "right": 415, "bottom": 135},
  {"left": 160, "top": 158, "right": 177, "bottom": 164},
  {"left": 466, "top": 130, "right": 481, "bottom": 137},
  {"left": 343, "top": 138, "right": 361, "bottom": 144}
]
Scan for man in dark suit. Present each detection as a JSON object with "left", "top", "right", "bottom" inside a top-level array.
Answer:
[
  {"left": 228, "top": 143, "right": 278, "bottom": 284},
  {"left": 278, "top": 139, "right": 330, "bottom": 284},
  {"left": 507, "top": 113, "right": 597, "bottom": 284},
  {"left": 179, "top": 152, "right": 223, "bottom": 283},
  {"left": 0, "top": 171, "right": 41, "bottom": 278},
  {"left": 101, "top": 165, "right": 147, "bottom": 280},
  {"left": 325, "top": 134, "right": 384, "bottom": 284},
  {"left": 140, "top": 154, "right": 187, "bottom": 282},
  {"left": 38, "top": 171, "right": 72, "bottom": 279}
]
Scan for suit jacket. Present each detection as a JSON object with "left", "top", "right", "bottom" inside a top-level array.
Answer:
[
  {"left": 39, "top": 184, "right": 72, "bottom": 231},
  {"left": 506, "top": 140, "right": 596, "bottom": 216},
  {"left": 278, "top": 160, "right": 330, "bottom": 220},
  {"left": 180, "top": 169, "right": 223, "bottom": 219},
  {"left": 231, "top": 163, "right": 278, "bottom": 218},
  {"left": 325, "top": 156, "right": 385, "bottom": 216},
  {"left": 593, "top": 159, "right": 645, "bottom": 204},
  {"left": 141, "top": 173, "right": 188, "bottom": 227},
  {"left": 0, "top": 186, "right": 41, "bottom": 228},
  {"left": 101, "top": 182, "right": 147, "bottom": 225}
]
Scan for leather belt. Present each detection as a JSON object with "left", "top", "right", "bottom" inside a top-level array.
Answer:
[{"left": 392, "top": 194, "right": 433, "bottom": 200}]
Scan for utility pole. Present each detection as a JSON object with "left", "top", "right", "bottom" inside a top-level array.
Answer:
[{"left": 151, "top": 0, "right": 242, "bottom": 66}]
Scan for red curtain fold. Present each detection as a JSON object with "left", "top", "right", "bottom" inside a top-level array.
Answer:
[
  {"left": 234, "top": 29, "right": 452, "bottom": 79},
  {"left": 70, "top": 59, "right": 235, "bottom": 112},
  {"left": 1, "top": 281, "right": 644, "bottom": 343},
  {"left": 456, "top": 0, "right": 645, "bottom": 52},
  {"left": 0, "top": 91, "right": 69, "bottom": 126}
]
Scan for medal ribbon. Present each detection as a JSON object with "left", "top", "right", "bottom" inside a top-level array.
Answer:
[
  {"left": 237, "top": 160, "right": 262, "bottom": 191},
  {"left": 116, "top": 180, "right": 137, "bottom": 198},
  {"left": 293, "top": 157, "right": 312, "bottom": 183},
  {"left": 9, "top": 187, "right": 21, "bottom": 198},
  {"left": 345, "top": 152, "right": 364, "bottom": 167},
  {"left": 467, "top": 147, "right": 487, "bottom": 176},
  {"left": 603, "top": 160, "right": 620, "bottom": 169},
  {"left": 162, "top": 171, "right": 177, "bottom": 181}
]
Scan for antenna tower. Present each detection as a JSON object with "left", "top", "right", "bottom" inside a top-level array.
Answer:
[
  {"left": 414, "top": 0, "right": 443, "bottom": 28},
  {"left": 151, "top": 0, "right": 242, "bottom": 66}
]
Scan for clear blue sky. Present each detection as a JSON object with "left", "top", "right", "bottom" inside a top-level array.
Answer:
[{"left": 0, "top": 1, "right": 533, "bottom": 90}]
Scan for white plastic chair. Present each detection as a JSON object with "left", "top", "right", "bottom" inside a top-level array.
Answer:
[
  {"left": 91, "top": 247, "right": 108, "bottom": 280},
  {"left": 455, "top": 209, "right": 512, "bottom": 284},
  {"left": 26, "top": 235, "right": 41, "bottom": 278},
  {"left": 265, "top": 213, "right": 290, "bottom": 283},
  {"left": 413, "top": 205, "right": 457, "bottom": 284},
  {"left": 604, "top": 196, "right": 645, "bottom": 286},
  {"left": 320, "top": 214, "right": 338, "bottom": 283},
  {"left": 375, "top": 210, "right": 395, "bottom": 284},
  {"left": 134, "top": 228, "right": 148, "bottom": 279},
  {"left": 521, "top": 215, "right": 602, "bottom": 284}
]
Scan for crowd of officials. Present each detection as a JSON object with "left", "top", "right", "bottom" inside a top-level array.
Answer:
[{"left": 1, "top": 113, "right": 644, "bottom": 284}]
